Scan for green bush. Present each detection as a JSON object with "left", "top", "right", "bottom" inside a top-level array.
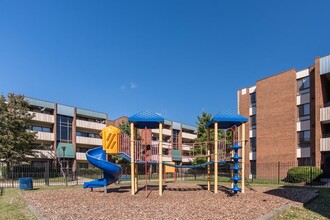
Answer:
[
  {"left": 78, "top": 168, "right": 102, "bottom": 176},
  {"left": 286, "top": 166, "right": 323, "bottom": 183}
]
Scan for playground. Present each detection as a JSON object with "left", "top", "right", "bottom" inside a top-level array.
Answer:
[
  {"left": 18, "top": 110, "right": 319, "bottom": 219},
  {"left": 83, "top": 110, "right": 249, "bottom": 196},
  {"left": 3, "top": 110, "right": 327, "bottom": 219},
  {"left": 21, "top": 184, "right": 318, "bottom": 219}
]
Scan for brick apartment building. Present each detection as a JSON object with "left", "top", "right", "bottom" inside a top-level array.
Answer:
[
  {"left": 25, "top": 97, "right": 197, "bottom": 170},
  {"left": 25, "top": 97, "right": 108, "bottom": 171},
  {"left": 238, "top": 54, "right": 330, "bottom": 179}
]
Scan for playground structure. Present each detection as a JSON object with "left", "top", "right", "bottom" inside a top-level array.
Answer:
[{"left": 83, "top": 110, "right": 247, "bottom": 196}]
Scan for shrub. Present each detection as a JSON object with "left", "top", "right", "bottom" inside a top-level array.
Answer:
[
  {"left": 78, "top": 168, "right": 102, "bottom": 176},
  {"left": 286, "top": 166, "right": 323, "bottom": 183}
]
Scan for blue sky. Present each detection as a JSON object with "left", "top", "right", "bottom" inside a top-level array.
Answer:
[{"left": 1, "top": 1, "right": 330, "bottom": 126}]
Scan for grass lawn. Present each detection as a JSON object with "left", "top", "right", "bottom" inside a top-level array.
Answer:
[
  {"left": 0, "top": 188, "right": 36, "bottom": 220},
  {"left": 274, "top": 187, "right": 330, "bottom": 220}
]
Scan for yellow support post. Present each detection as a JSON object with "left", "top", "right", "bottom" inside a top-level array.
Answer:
[
  {"left": 241, "top": 123, "right": 246, "bottom": 193},
  {"left": 130, "top": 122, "right": 135, "bottom": 195},
  {"left": 207, "top": 127, "right": 211, "bottom": 191},
  {"left": 214, "top": 122, "right": 218, "bottom": 194},
  {"left": 159, "top": 122, "right": 163, "bottom": 196},
  {"left": 135, "top": 164, "right": 138, "bottom": 193}
]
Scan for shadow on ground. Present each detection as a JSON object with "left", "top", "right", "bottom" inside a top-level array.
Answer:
[{"left": 264, "top": 186, "right": 330, "bottom": 219}]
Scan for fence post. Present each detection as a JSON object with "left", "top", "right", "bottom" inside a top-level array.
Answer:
[
  {"left": 11, "top": 163, "right": 14, "bottom": 188},
  {"left": 45, "top": 161, "right": 50, "bottom": 186},
  {"left": 309, "top": 165, "right": 312, "bottom": 184},
  {"left": 277, "top": 161, "right": 280, "bottom": 185}
]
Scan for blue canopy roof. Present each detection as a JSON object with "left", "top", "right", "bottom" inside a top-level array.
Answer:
[
  {"left": 206, "top": 110, "right": 248, "bottom": 129},
  {"left": 128, "top": 111, "right": 164, "bottom": 129}
]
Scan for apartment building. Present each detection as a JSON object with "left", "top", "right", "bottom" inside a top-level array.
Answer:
[
  {"left": 26, "top": 97, "right": 107, "bottom": 170},
  {"left": 238, "top": 54, "right": 330, "bottom": 179},
  {"left": 27, "top": 96, "right": 197, "bottom": 170},
  {"left": 109, "top": 117, "right": 197, "bottom": 164}
]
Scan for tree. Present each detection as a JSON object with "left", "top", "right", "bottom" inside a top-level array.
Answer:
[
  {"left": 0, "top": 94, "right": 37, "bottom": 170},
  {"left": 195, "top": 112, "right": 212, "bottom": 143},
  {"left": 119, "top": 121, "right": 130, "bottom": 136},
  {"left": 119, "top": 121, "right": 141, "bottom": 139},
  {"left": 193, "top": 112, "right": 234, "bottom": 164},
  {"left": 192, "top": 112, "right": 212, "bottom": 164}
]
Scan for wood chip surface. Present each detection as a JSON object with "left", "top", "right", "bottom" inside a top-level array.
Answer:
[{"left": 22, "top": 184, "right": 317, "bottom": 220}]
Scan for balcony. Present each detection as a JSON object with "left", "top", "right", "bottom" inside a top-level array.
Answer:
[
  {"left": 76, "top": 152, "right": 87, "bottom": 160},
  {"left": 320, "top": 106, "right": 330, "bottom": 123},
  {"left": 182, "top": 132, "right": 196, "bottom": 140},
  {"left": 296, "top": 93, "right": 310, "bottom": 106},
  {"left": 76, "top": 136, "right": 102, "bottom": 146},
  {"left": 182, "top": 144, "right": 192, "bottom": 151},
  {"left": 152, "top": 128, "right": 172, "bottom": 136},
  {"left": 30, "top": 150, "right": 54, "bottom": 159},
  {"left": 249, "top": 151, "right": 256, "bottom": 160},
  {"left": 297, "top": 147, "right": 311, "bottom": 158},
  {"left": 320, "top": 137, "right": 330, "bottom": 152},
  {"left": 76, "top": 119, "right": 106, "bottom": 131},
  {"left": 297, "top": 120, "right": 310, "bottom": 131},
  {"left": 249, "top": 106, "right": 256, "bottom": 116},
  {"left": 29, "top": 111, "right": 54, "bottom": 124},
  {"left": 249, "top": 129, "right": 256, "bottom": 138},
  {"left": 162, "top": 155, "right": 172, "bottom": 162},
  {"left": 36, "top": 132, "right": 55, "bottom": 142}
]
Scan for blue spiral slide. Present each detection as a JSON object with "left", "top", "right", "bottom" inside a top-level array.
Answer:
[{"left": 83, "top": 147, "right": 122, "bottom": 190}]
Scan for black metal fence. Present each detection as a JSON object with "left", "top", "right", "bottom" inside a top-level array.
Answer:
[{"left": 0, "top": 161, "right": 329, "bottom": 188}]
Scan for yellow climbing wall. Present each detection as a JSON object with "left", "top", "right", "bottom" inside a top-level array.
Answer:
[{"left": 100, "top": 125, "right": 121, "bottom": 155}]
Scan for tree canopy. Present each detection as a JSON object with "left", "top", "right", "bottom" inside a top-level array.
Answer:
[
  {"left": 193, "top": 112, "right": 234, "bottom": 164},
  {"left": 0, "top": 94, "right": 37, "bottom": 165}
]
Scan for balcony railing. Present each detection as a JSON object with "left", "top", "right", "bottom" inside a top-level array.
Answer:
[
  {"left": 28, "top": 150, "right": 54, "bottom": 159},
  {"left": 320, "top": 137, "right": 330, "bottom": 152},
  {"left": 182, "top": 132, "right": 196, "bottom": 140},
  {"left": 296, "top": 120, "right": 310, "bottom": 131},
  {"left": 249, "top": 106, "right": 256, "bottom": 116},
  {"left": 297, "top": 147, "right": 310, "bottom": 158},
  {"left": 76, "top": 119, "right": 106, "bottom": 130},
  {"left": 249, "top": 128, "right": 256, "bottom": 138},
  {"left": 36, "top": 132, "right": 55, "bottom": 142},
  {"left": 152, "top": 128, "right": 172, "bottom": 136},
  {"left": 320, "top": 106, "right": 330, "bottom": 123},
  {"left": 76, "top": 152, "right": 87, "bottom": 160},
  {"left": 249, "top": 151, "right": 256, "bottom": 160},
  {"left": 76, "top": 136, "right": 102, "bottom": 146},
  {"left": 29, "top": 111, "right": 54, "bottom": 123}
]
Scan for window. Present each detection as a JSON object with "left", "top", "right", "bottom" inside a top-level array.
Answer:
[
  {"left": 298, "top": 103, "right": 310, "bottom": 118},
  {"left": 298, "top": 130, "right": 310, "bottom": 148},
  {"left": 76, "top": 131, "right": 100, "bottom": 139},
  {"left": 77, "top": 147, "right": 88, "bottom": 153},
  {"left": 250, "top": 160, "right": 256, "bottom": 175},
  {"left": 172, "top": 129, "right": 180, "bottom": 144},
  {"left": 298, "top": 130, "right": 310, "bottom": 142},
  {"left": 297, "top": 77, "right": 310, "bottom": 92},
  {"left": 250, "top": 115, "right": 256, "bottom": 126},
  {"left": 250, "top": 138, "right": 256, "bottom": 151},
  {"left": 56, "top": 115, "right": 73, "bottom": 143},
  {"left": 30, "top": 125, "right": 52, "bottom": 133},
  {"left": 250, "top": 93, "right": 256, "bottom": 106}
]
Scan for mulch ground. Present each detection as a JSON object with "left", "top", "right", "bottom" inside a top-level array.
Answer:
[{"left": 22, "top": 183, "right": 318, "bottom": 220}]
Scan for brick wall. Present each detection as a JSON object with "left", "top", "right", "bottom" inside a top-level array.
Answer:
[
  {"left": 256, "top": 69, "right": 297, "bottom": 178},
  {"left": 313, "top": 58, "right": 323, "bottom": 164},
  {"left": 238, "top": 89, "right": 251, "bottom": 177}
]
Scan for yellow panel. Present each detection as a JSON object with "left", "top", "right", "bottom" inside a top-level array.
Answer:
[
  {"left": 165, "top": 162, "right": 176, "bottom": 173},
  {"left": 100, "top": 125, "right": 121, "bottom": 155}
]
